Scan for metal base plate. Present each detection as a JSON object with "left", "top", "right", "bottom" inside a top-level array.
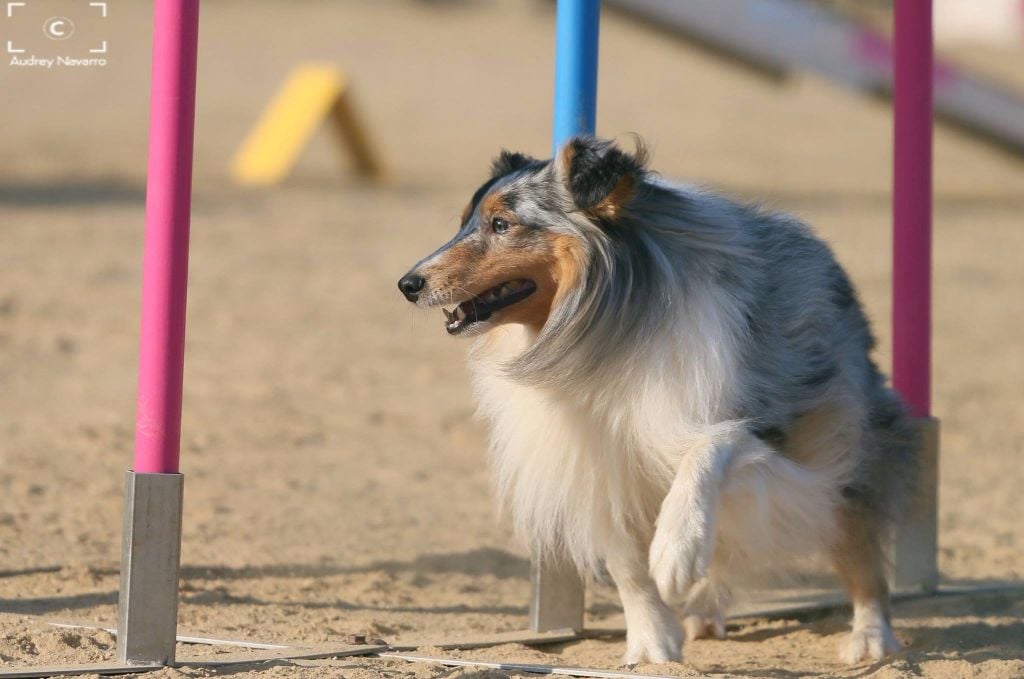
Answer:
[
  {"left": 116, "top": 471, "right": 184, "bottom": 665},
  {"left": 530, "top": 553, "right": 585, "bottom": 632}
]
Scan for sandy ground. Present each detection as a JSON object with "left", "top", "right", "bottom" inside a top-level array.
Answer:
[{"left": 1, "top": 1, "right": 1023, "bottom": 677}]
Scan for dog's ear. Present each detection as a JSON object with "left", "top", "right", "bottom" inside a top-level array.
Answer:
[
  {"left": 491, "top": 150, "right": 538, "bottom": 179},
  {"left": 556, "top": 136, "right": 646, "bottom": 220}
]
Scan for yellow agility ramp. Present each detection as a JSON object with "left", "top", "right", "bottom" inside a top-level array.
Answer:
[{"left": 230, "top": 64, "right": 385, "bottom": 186}]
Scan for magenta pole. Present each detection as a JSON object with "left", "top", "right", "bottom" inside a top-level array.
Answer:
[
  {"left": 892, "top": 0, "right": 933, "bottom": 419},
  {"left": 133, "top": 0, "right": 201, "bottom": 474}
]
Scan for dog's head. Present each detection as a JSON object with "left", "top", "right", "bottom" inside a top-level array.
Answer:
[{"left": 397, "top": 136, "right": 647, "bottom": 336}]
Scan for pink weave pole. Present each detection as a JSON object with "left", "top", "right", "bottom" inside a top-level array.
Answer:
[
  {"left": 892, "top": 0, "right": 933, "bottom": 419},
  {"left": 133, "top": 0, "right": 201, "bottom": 474}
]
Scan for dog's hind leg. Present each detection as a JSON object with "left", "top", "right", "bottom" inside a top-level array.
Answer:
[
  {"left": 832, "top": 503, "right": 902, "bottom": 663},
  {"left": 681, "top": 575, "right": 731, "bottom": 641},
  {"left": 606, "top": 538, "right": 684, "bottom": 664},
  {"left": 656, "top": 422, "right": 846, "bottom": 639}
]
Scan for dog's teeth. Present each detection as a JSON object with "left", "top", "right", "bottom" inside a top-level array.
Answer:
[{"left": 443, "top": 308, "right": 454, "bottom": 322}]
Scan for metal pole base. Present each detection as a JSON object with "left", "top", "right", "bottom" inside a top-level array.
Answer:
[
  {"left": 890, "top": 417, "right": 940, "bottom": 592},
  {"left": 529, "top": 552, "right": 585, "bottom": 632},
  {"left": 116, "top": 471, "right": 184, "bottom": 665}
]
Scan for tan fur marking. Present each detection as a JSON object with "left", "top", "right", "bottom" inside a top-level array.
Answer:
[
  {"left": 556, "top": 141, "right": 636, "bottom": 220},
  {"left": 591, "top": 174, "right": 636, "bottom": 220},
  {"left": 831, "top": 505, "right": 891, "bottom": 612},
  {"left": 418, "top": 223, "right": 585, "bottom": 333},
  {"left": 481, "top": 191, "right": 505, "bottom": 218},
  {"left": 420, "top": 239, "right": 478, "bottom": 286},
  {"left": 780, "top": 399, "right": 863, "bottom": 468},
  {"left": 550, "top": 233, "right": 584, "bottom": 306},
  {"left": 487, "top": 231, "right": 585, "bottom": 331},
  {"left": 461, "top": 188, "right": 508, "bottom": 226},
  {"left": 557, "top": 142, "right": 576, "bottom": 182}
]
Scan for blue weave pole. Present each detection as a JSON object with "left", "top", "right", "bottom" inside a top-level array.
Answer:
[{"left": 552, "top": 0, "right": 601, "bottom": 153}]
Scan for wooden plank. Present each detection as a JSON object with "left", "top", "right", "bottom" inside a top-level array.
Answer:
[
  {"left": 390, "top": 627, "right": 586, "bottom": 651},
  {"left": 48, "top": 620, "right": 289, "bottom": 650},
  {"left": 329, "top": 89, "right": 387, "bottom": 180},
  {"left": 0, "top": 663, "right": 161, "bottom": 678},
  {"left": 380, "top": 653, "right": 677, "bottom": 679},
  {"left": 229, "top": 64, "right": 385, "bottom": 186},
  {"left": 587, "top": 583, "right": 1024, "bottom": 636},
  {"left": 183, "top": 643, "right": 387, "bottom": 666},
  {"left": 230, "top": 64, "right": 346, "bottom": 186}
]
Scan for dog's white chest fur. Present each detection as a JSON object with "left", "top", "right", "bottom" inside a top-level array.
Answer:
[{"left": 469, "top": 290, "right": 743, "bottom": 572}]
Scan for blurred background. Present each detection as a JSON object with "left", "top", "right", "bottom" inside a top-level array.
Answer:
[{"left": 1, "top": 0, "right": 1022, "bottom": 675}]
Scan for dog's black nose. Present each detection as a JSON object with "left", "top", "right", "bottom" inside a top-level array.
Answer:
[{"left": 398, "top": 274, "right": 425, "bottom": 302}]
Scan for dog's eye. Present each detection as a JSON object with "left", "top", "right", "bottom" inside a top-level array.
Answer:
[{"left": 491, "top": 216, "right": 510, "bottom": 234}]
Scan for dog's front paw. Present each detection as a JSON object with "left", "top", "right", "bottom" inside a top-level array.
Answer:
[
  {"left": 622, "top": 614, "right": 683, "bottom": 665},
  {"left": 838, "top": 626, "right": 901, "bottom": 664},
  {"left": 648, "top": 509, "right": 712, "bottom": 603}
]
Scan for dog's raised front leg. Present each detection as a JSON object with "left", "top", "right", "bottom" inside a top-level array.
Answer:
[
  {"left": 648, "top": 426, "right": 741, "bottom": 604},
  {"left": 605, "top": 539, "right": 683, "bottom": 665}
]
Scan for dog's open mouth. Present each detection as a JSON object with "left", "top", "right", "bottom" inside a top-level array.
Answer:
[{"left": 443, "top": 279, "right": 537, "bottom": 334}]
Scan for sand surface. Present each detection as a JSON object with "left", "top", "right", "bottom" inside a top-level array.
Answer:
[{"left": 1, "top": 1, "right": 1022, "bottom": 677}]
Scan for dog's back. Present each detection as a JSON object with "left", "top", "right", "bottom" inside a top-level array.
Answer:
[{"left": 733, "top": 204, "right": 919, "bottom": 528}]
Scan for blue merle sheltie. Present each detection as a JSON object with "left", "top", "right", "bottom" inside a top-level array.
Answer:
[{"left": 397, "top": 136, "right": 918, "bottom": 665}]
